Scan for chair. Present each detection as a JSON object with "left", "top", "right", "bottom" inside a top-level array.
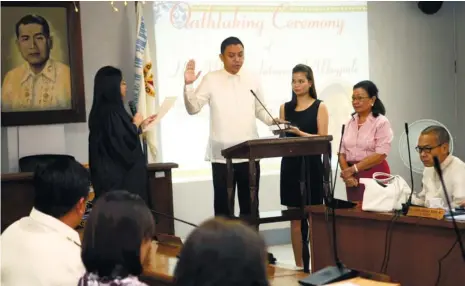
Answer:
[{"left": 18, "top": 154, "right": 76, "bottom": 172}]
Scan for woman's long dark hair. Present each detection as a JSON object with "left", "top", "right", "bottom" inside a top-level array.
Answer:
[
  {"left": 289, "top": 64, "right": 317, "bottom": 110},
  {"left": 81, "top": 190, "right": 155, "bottom": 280},
  {"left": 88, "top": 66, "right": 126, "bottom": 129},
  {"left": 353, "top": 80, "right": 386, "bottom": 117}
]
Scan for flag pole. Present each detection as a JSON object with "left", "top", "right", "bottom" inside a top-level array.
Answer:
[
  {"left": 134, "top": 0, "right": 153, "bottom": 213},
  {"left": 135, "top": 0, "right": 149, "bottom": 164}
]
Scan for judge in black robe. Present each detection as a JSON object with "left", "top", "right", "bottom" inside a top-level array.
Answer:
[{"left": 88, "top": 66, "right": 155, "bottom": 205}]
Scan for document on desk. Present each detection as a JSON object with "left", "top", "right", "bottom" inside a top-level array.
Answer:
[
  {"left": 145, "top": 96, "right": 177, "bottom": 129},
  {"left": 445, "top": 214, "right": 465, "bottom": 221}
]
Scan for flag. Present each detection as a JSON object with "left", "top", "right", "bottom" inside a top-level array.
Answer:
[{"left": 134, "top": 2, "right": 157, "bottom": 163}]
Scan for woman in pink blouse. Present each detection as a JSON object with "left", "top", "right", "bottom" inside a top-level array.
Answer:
[{"left": 339, "top": 80, "right": 393, "bottom": 202}]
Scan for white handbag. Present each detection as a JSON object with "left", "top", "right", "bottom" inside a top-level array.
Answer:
[{"left": 361, "top": 172, "right": 411, "bottom": 212}]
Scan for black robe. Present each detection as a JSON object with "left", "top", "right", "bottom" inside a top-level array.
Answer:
[{"left": 89, "top": 107, "right": 148, "bottom": 204}]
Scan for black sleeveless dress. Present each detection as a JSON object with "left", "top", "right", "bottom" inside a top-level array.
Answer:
[{"left": 280, "top": 99, "right": 324, "bottom": 207}]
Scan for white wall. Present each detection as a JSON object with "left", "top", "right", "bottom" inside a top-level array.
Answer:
[
  {"left": 2, "top": 2, "right": 464, "bottom": 243},
  {"left": 455, "top": 2, "right": 465, "bottom": 160},
  {"left": 368, "top": 1, "right": 461, "bottom": 188}
]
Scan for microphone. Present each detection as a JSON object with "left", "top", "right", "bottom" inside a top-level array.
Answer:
[
  {"left": 328, "top": 124, "right": 345, "bottom": 269},
  {"left": 402, "top": 122, "right": 417, "bottom": 215},
  {"left": 150, "top": 209, "right": 197, "bottom": 228},
  {"left": 331, "top": 124, "right": 345, "bottom": 195},
  {"left": 326, "top": 124, "right": 355, "bottom": 210},
  {"left": 433, "top": 156, "right": 465, "bottom": 262},
  {"left": 300, "top": 124, "right": 357, "bottom": 286},
  {"left": 150, "top": 209, "right": 196, "bottom": 254},
  {"left": 129, "top": 100, "right": 137, "bottom": 116},
  {"left": 250, "top": 90, "right": 284, "bottom": 132}
]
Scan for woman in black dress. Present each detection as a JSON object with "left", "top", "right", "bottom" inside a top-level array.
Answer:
[
  {"left": 88, "top": 66, "right": 156, "bottom": 205},
  {"left": 279, "top": 64, "right": 329, "bottom": 268}
]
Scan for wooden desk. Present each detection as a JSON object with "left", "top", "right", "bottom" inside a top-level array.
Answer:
[
  {"left": 1, "top": 163, "right": 178, "bottom": 234},
  {"left": 140, "top": 242, "right": 308, "bottom": 286},
  {"left": 309, "top": 206, "right": 465, "bottom": 286}
]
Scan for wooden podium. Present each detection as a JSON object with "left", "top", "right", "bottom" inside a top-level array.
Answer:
[{"left": 221, "top": 135, "right": 333, "bottom": 273}]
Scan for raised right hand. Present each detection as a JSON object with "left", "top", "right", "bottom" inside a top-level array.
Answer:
[{"left": 184, "top": 59, "right": 201, "bottom": 85}]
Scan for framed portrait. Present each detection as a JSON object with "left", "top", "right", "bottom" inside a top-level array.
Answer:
[{"left": 1, "top": 1, "right": 85, "bottom": 126}]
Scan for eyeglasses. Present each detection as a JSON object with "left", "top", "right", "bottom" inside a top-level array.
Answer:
[
  {"left": 351, "top": 96, "right": 369, "bottom": 102},
  {"left": 415, "top": 144, "right": 442, "bottom": 153}
]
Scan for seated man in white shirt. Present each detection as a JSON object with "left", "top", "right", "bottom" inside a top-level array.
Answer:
[
  {"left": 1, "top": 157, "right": 89, "bottom": 286},
  {"left": 183, "top": 36, "right": 281, "bottom": 217},
  {"left": 412, "top": 125, "right": 465, "bottom": 209}
]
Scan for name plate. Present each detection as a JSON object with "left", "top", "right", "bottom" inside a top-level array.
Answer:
[{"left": 406, "top": 206, "right": 445, "bottom": 220}]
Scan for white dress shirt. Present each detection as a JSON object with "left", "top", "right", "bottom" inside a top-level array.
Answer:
[
  {"left": 184, "top": 68, "right": 274, "bottom": 163},
  {"left": 412, "top": 155, "right": 465, "bottom": 209},
  {"left": 1, "top": 208, "right": 85, "bottom": 286},
  {"left": 1, "top": 59, "right": 72, "bottom": 112}
]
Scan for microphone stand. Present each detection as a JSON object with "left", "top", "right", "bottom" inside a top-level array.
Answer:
[
  {"left": 150, "top": 209, "right": 198, "bottom": 228},
  {"left": 330, "top": 126, "right": 344, "bottom": 269},
  {"left": 402, "top": 122, "right": 417, "bottom": 215},
  {"left": 242, "top": 90, "right": 285, "bottom": 265},
  {"left": 250, "top": 90, "right": 288, "bottom": 135},
  {"left": 299, "top": 125, "right": 357, "bottom": 286},
  {"left": 433, "top": 156, "right": 465, "bottom": 261},
  {"left": 325, "top": 125, "right": 356, "bottom": 210},
  {"left": 150, "top": 209, "right": 197, "bottom": 255}
]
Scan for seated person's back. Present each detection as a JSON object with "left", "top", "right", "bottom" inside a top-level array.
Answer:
[
  {"left": 174, "top": 217, "right": 269, "bottom": 286},
  {"left": 1, "top": 157, "right": 90, "bottom": 286},
  {"left": 413, "top": 125, "right": 465, "bottom": 208}
]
